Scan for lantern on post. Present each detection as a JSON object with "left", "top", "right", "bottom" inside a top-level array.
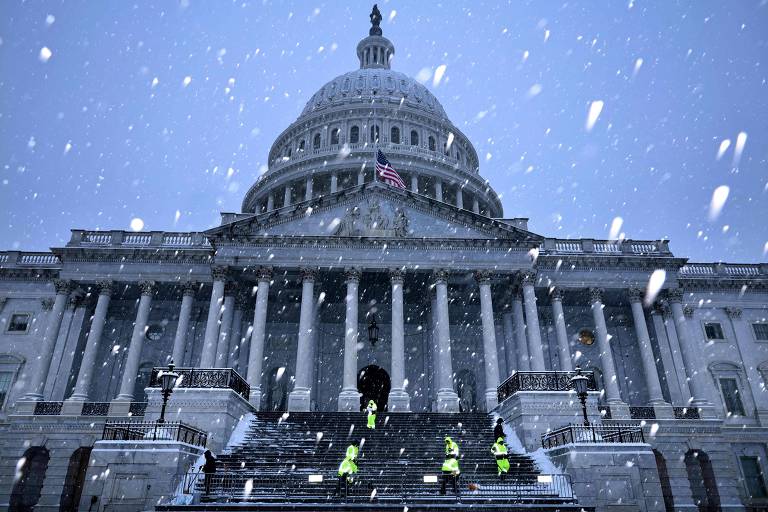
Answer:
[
  {"left": 569, "top": 366, "right": 590, "bottom": 426},
  {"left": 157, "top": 361, "right": 179, "bottom": 424}
]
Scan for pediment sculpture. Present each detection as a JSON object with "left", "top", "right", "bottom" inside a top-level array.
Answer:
[{"left": 334, "top": 199, "right": 409, "bottom": 237}]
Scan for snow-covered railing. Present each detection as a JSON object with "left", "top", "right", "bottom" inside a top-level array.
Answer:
[
  {"left": 498, "top": 370, "right": 597, "bottom": 404},
  {"left": 102, "top": 420, "right": 208, "bottom": 447},
  {"left": 541, "top": 424, "right": 645, "bottom": 449},
  {"left": 542, "top": 238, "right": 670, "bottom": 256},
  {"left": 68, "top": 230, "right": 211, "bottom": 249},
  {"left": 0, "top": 252, "right": 61, "bottom": 268},
  {"left": 149, "top": 367, "right": 250, "bottom": 401}
]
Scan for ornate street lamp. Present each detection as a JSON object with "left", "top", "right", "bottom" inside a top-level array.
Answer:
[
  {"left": 368, "top": 315, "right": 379, "bottom": 346},
  {"left": 157, "top": 361, "right": 179, "bottom": 424},
  {"left": 569, "top": 366, "right": 590, "bottom": 426}
]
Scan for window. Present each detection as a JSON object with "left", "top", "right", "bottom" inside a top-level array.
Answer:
[
  {"left": 370, "top": 125, "right": 380, "bottom": 143},
  {"left": 753, "top": 323, "right": 768, "bottom": 341},
  {"left": 719, "top": 378, "right": 746, "bottom": 416},
  {"left": 428, "top": 136, "right": 436, "bottom": 151},
  {"left": 390, "top": 126, "right": 400, "bottom": 144},
  {"left": 312, "top": 134, "right": 321, "bottom": 149},
  {"left": 0, "top": 372, "right": 12, "bottom": 410},
  {"left": 349, "top": 126, "right": 359, "bottom": 144},
  {"left": 7, "top": 313, "right": 30, "bottom": 333},
  {"left": 741, "top": 456, "right": 768, "bottom": 498},
  {"left": 410, "top": 130, "right": 419, "bottom": 146},
  {"left": 298, "top": 140, "right": 305, "bottom": 152},
  {"left": 704, "top": 322, "right": 725, "bottom": 341},
  {"left": 330, "top": 128, "right": 340, "bottom": 145}
]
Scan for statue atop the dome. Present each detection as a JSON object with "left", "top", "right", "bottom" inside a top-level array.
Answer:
[{"left": 369, "top": 4, "right": 383, "bottom": 36}]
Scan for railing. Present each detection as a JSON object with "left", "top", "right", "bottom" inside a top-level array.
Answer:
[
  {"left": 628, "top": 406, "right": 656, "bottom": 420},
  {"left": 33, "top": 401, "right": 63, "bottom": 415},
  {"left": 129, "top": 401, "right": 148, "bottom": 416},
  {"left": 497, "top": 370, "right": 597, "bottom": 403},
  {"left": 543, "top": 238, "right": 670, "bottom": 256},
  {"left": 680, "top": 263, "right": 766, "bottom": 278},
  {"left": 102, "top": 421, "right": 208, "bottom": 447},
  {"left": 82, "top": 402, "right": 110, "bottom": 416},
  {"left": 177, "top": 471, "right": 575, "bottom": 502},
  {"left": 69, "top": 230, "right": 211, "bottom": 249},
  {"left": 673, "top": 406, "right": 701, "bottom": 419},
  {"left": 541, "top": 424, "right": 645, "bottom": 449},
  {"left": 0, "top": 252, "right": 62, "bottom": 268},
  {"left": 149, "top": 367, "right": 250, "bottom": 401},
  {"left": 593, "top": 242, "right": 621, "bottom": 253}
]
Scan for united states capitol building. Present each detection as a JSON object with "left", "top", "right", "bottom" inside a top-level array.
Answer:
[{"left": 1, "top": 8, "right": 768, "bottom": 512}]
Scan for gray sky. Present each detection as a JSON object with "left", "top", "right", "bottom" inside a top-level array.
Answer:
[{"left": 1, "top": 1, "right": 766, "bottom": 262}]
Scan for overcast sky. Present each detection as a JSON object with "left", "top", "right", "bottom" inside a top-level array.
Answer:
[{"left": 1, "top": 1, "right": 766, "bottom": 262}]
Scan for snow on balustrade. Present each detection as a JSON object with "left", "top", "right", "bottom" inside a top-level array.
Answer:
[
  {"left": 680, "top": 264, "right": 715, "bottom": 275},
  {"left": 725, "top": 265, "right": 760, "bottom": 276},
  {"left": 593, "top": 242, "right": 621, "bottom": 253},
  {"left": 554, "top": 241, "right": 582, "bottom": 253},
  {"left": 19, "top": 254, "right": 60, "bottom": 265},
  {"left": 0, "top": 254, "right": 8, "bottom": 263},
  {"left": 631, "top": 243, "right": 657, "bottom": 253},
  {"left": 122, "top": 234, "right": 152, "bottom": 246},
  {"left": 82, "top": 232, "right": 112, "bottom": 245},
  {"left": 161, "top": 234, "right": 193, "bottom": 246}
]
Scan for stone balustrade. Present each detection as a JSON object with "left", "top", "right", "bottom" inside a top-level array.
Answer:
[
  {"left": 541, "top": 238, "right": 672, "bottom": 256},
  {"left": 69, "top": 230, "right": 211, "bottom": 248}
]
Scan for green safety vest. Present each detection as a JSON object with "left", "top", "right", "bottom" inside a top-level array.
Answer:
[
  {"left": 442, "top": 440, "right": 460, "bottom": 474},
  {"left": 338, "top": 445, "right": 359, "bottom": 476}
]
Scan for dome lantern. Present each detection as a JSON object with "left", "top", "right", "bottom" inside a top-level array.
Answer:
[{"left": 357, "top": 4, "right": 394, "bottom": 70}]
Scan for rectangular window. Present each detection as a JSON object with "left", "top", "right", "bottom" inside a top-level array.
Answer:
[
  {"left": 704, "top": 322, "right": 725, "bottom": 340},
  {"left": 720, "top": 378, "right": 746, "bottom": 416},
  {"left": 753, "top": 323, "right": 768, "bottom": 341},
  {"left": 7, "top": 313, "right": 30, "bottom": 333},
  {"left": 741, "top": 456, "right": 768, "bottom": 498},
  {"left": 0, "top": 372, "right": 12, "bottom": 410}
]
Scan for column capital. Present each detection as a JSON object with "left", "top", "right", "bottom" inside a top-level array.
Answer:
[
  {"left": 256, "top": 266, "right": 273, "bottom": 282},
  {"left": 300, "top": 267, "right": 317, "bottom": 283},
  {"left": 683, "top": 305, "right": 694, "bottom": 318},
  {"left": 551, "top": 287, "right": 565, "bottom": 301},
  {"left": 474, "top": 270, "right": 492, "bottom": 284},
  {"left": 41, "top": 297, "right": 55, "bottom": 311},
  {"left": 139, "top": 280, "right": 156, "bottom": 296},
  {"left": 588, "top": 287, "right": 604, "bottom": 304},
  {"left": 389, "top": 268, "right": 404, "bottom": 284},
  {"left": 666, "top": 288, "right": 684, "bottom": 304},
  {"left": 211, "top": 265, "right": 229, "bottom": 281},
  {"left": 725, "top": 306, "right": 742, "bottom": 319},
  {"left": 432, "top": 269, "right": 449, "bottom": 285},
  {"left": 181, "top": 281, "right": 198, "bottom": 297},
  {"left": 67, "top": 293, "right": 84, "bottom": 310},
  {"left": 519, "top": 270, "right": 537, "bottom": 286},
  {"left": 53, "top": 279, "right": 73, "bottom": 295},
  {"left": 96, "top": 280, "right": 114, "bottom": 297},
  {"left": 343, "top": 268, "right": 360, "bottom": 283},
  {"left": 627, "top": 287, "right": 644, "bottom": 304}
]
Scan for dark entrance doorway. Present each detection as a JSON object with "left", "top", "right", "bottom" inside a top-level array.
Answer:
[
  {"left": 10, "top": 446, "right": 50, "bottom": 511},
  {"left": 60, "top": 446, "right": 92, "bottom": 511},
  {"left": 685, "top": 449, "right": 721, "bottom": 512},
  {"left": 358, "top": 365, "right": 390, "bottom": 411}
]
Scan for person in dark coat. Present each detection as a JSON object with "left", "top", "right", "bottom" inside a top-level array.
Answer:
[
  {"left": 200, "top": 450, "right": 217, "bottom": 496},
  {"left": 493, "top": 418, "right": 505, "bottom": 442}
]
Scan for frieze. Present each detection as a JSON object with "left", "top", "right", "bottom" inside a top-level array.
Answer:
[{"left": 334, "top": 199, "right": 410, "bottom": 238}]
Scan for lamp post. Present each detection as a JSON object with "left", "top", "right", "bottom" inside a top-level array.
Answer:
[
  {"left": 569, "top": 366, "right": 590, "bottom": 426},
  {"left": 368, "top": 315, "right": 379, "bottom": 346},
  {"left": 157, "top": 361, "right": 179, "bottom": 424}
]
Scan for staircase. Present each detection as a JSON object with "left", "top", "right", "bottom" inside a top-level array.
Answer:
[{"left": 159, "top": 412, "right": 590, "bottom": 511}]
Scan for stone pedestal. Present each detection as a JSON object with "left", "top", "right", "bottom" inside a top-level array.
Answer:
[
  {"left": 288, "top": 387, "right": 312, "bottom": 412},
  {"left": 546, "top": 443, "right": 665, "bottom": 512},
  {"left": 13, "top": 400, "right": 38, "bottom": 415},
  {"left": 337, "top": 389, "right": 361, "bottom": 412},
  {"left": 79, "top": 440, "right": 203, "bottom": 512},
  {"left": 144, "top": 387, "right": 253, "bottom": 453},
  {"left": 436, "top": 390, "right": 460, "bottom": 413},
  {"left": 496, "top": 391, "right": 601, "bottom": 451},
  {"left": 387, "top": 389, "right": 411, "bottom": 412}
]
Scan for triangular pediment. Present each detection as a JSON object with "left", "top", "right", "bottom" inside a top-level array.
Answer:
[{"left": 206, "top": 183, "right": 542, "bottom": 244}]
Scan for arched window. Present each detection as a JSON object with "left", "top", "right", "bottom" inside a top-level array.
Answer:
[
  {"left": 410, "top": 130, "right": 419, "bottom": 146},
  {"left": 60, "top": 447, "right": 93, "bottom": 511},
  {"left": 390, "top": 126, "right": 400, "bottom": 144},
  {"left": 653, "top": 450, "right": 675, "bottom": 512},
  {"left": 298, "top": 140, "right": 305, "bottom": 152},
  {"left": 349, "top": 126, "right": 360, "bottom": 144},
  {"left": 370, "top": 125, "right": 380, "bottom": 143},
  {"left": 313, "top": 133, "right": 321, "bottom": 149},
  {"left": 428, "top": 136, "right": 436, "bottom": 151},
  {"left": 10, "top": 447, "right": 50, "bottom": 511},
  {"left": 330, "top": 128, "right": 340, "bottom": 145},
  {"left": 286, "top": 148, "right": 292, "bottom": 158},
  {"left": 685, "top": 450, "right": 721, "bottom": 511}
]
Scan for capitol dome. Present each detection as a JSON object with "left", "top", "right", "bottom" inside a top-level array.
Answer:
[{"left": 241, "top": 12, "right": 503, "bottom": 218}]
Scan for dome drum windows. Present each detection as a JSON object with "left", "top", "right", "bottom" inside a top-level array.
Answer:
[
  {"left": 330, "top": 128, "right": 340, "bottom": 146},
  {"left": 390, "top": 126, "right": 400, "bottom": 144},
  {"left": 349, "top": 126, "right": 360, "bottom": 144},
  {"left": 298, "top": 140, "right": 306, "bottom": 152},
  {"left": 410, "top": 130, "right": 419, "bottom": 146},
  {"left": 370, "top": 125, "right": 380, "bottom": 143},
  {"left": 428, "top": 136, "right": 436, "bottom": 152},
  {"left": 313, "top": 133, "right": 321, "bottom": 150}
]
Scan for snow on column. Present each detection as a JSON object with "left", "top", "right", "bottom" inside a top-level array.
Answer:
[
  {"left": 116, "top": 281, "right": 155, "bottom": 401},
  {"left": 338, "top": 268, "right": 362, "bottom": 412}
]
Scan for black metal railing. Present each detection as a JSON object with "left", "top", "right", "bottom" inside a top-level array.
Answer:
[
  {"left": 82, "top": 402, "right": 110, "bottom": 416},
  {"left": 541, "top": 424, "right": 645, "bottom": 449},
  {"left": 598, "top": 405, "right": 612, "bottom": 419},
  {"left": 102, "top": 420, "right": 208, "bottom": 447},
  {"left": 129, "top": 401, "right": 147, "bottom": 416},
  {"left": 629, "top": 406, "right": 656, "bottom": 420},
  {"left": 497, "top": 370, "right": 597, "bottom": 403},
  {"left": 33, "top": 401, "right": 63, "bottom": 415},
  {"left": 673, "top": 406, "right": 701, "bottom": 419},
  {"left": 149, "top": 367, "right": 250, "bottom": 401}
]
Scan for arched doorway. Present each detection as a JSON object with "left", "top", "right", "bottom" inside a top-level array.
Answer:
[
  {"left": 10, "top": 446, "right": 50, "bottom": 511},
  {"left": 358, "top": 365, "right": 390, "bottom": 411},
  {"left": 59, "top": 447, "right": 92, "bottom": 511},
  {"left": 685, "top": 449, "right": 721, "bottom": 512},
  {"left": 455, "top": 369, "right": 477, "bottom": 412},
  {"left": 265, "top": 367, "right": 288, "bottom": 411},
  {"left": 653, "top": 449, "right": 675, "bottom": 512}
]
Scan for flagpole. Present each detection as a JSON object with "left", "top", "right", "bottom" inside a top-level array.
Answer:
[{"left": 372, "top": 102, "right": 378, "bottom": 184}]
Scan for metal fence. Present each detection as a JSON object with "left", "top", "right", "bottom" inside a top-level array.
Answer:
[
  {"left": 541, "top": 424, "right": 645, "bottom": 449},
  {"left": 102, "top": 421, "right": 208, "bottom": 447},
  {"left": 149, "top": 367, "right": 250, "bottom": 401},
  {"left": 497, "top": 370, "right": 597, "bottom": 403}
]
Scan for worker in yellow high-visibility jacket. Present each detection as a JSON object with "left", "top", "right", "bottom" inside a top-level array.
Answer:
[
  {"left": 366, "top": 400, "right": 377, "bottom": 429},
  {"left": 440, "top": 436, "right": 460, "bottom": 496},
  {"left": 491, "top": 437, "right": 510, "bottom": 479},
  {"left": 337, "top": 442, "right": 359, "bottom": 499}
]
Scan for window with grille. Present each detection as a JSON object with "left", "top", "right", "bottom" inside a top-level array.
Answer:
[
  {"left": 740, "top": 456, "right": 768, "bottom": 498},
  {"left": 7, "top": 314, "right": 30, "bottom": 333},
  {"left": 719, "top": 378, "right": 746, "bottom": 416},
  {"left": 704, "top": 322, "right": 725, "bottom": 340},
  {"left": 370, "top": 125, "right": 379, "bottom": 143},
  {"left": 390, "top": 126, "right": 400, "bottom": 144},
  {"left": 753, "top": 323, "right": 768, "bottom": 341}
]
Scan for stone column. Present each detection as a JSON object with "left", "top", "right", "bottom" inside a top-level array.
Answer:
[
  {"left": 588, "top": 288, "right": 625, "bottom": 405},
  {"left": 725, "top": 307, "right": 768, "bottom": 424},
  {"left": 551, "top": 288, "right": 573, "bottom": 371},
  {"left": 68, "top": 281, "right": 113, "bottom": 401},
  {"left": 476, "top": 271, "right": 501, "bottom": 410},
  {"left": 357, "top": 169, "right": 365, "bottom": 186},
  {"left": 521, "top": 272, "right": 546, "bottom": 371},
  {"left": 667, "top": 289, "right": 713, "bottom": 409},
  {"left": 472, "top": 197, "right": 480, "bottom": 214},
  {"left": 388, "top": 269, "right": 410, "bottom": 411},
  {"left": 288, "top": 268, "right": 316, "bottom": 411},
  {"left": 215, "top": 287, "right": 236, "bottom": 367},
  {"left": 115, "top": 281, "right": 155, "bottom": 401},
  {"left": 410, "top": 174, "right": 418, "bottom": 193},
  {"left": 247, "top": 267, "right": 272, "bottom": 409},
  {"left": 266, "top": 193, "right": 274, "bottom": 211},
  {"left": 200, "top": 266, "right": 227, "bottom": 368},
  {"left": 435, "top": 178, "right": 443, "bottom": 202},
  {"left": 433, "top": 270, "right": 460, "bottom": 412},
  {"left": 228, "top": 294, "right": 246, "bottom": 370},
  {"left": 283, "top": 184, "right": 292, "bottom": 207},
  {"left": 628, "top": 288, "right": 666, "bottom": 405},
  {"left": 510, "top": 288, "right": 530, "bottom": 371},
  {"left": 456, "top": 187, "right": 464, "bottom": 209},
  {"left": 338, "top": 269, "right": 362, "bottom": 411},
  {"left": 23, "top": 280, "right": 71, "bottom": 400},
  {"left": 171, "top": 282, "right": 196, "bottom": 366},
  {"left": 305, "top": 175, "right": 313, "bottom": 201},
  {"left": 501, "top": 309, "right": 516, "bottom": 374},
  {"left": 330, "top": 172, "right": 338, "bottom": 193}
]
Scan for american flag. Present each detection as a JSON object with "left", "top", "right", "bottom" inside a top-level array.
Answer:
[{"left": 376, "top": 150, "right": 406, "bottom": 189}]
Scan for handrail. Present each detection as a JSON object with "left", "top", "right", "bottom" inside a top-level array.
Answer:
[
  {"left": 102, "top": 420, "right": 208, "bottom": 448},
  {"left": 541, "top": 424, "right": 645, "bottom": 449},
  {"left": 497, "top": 370, "right": 597, "bottom": 403},
  {"left": 149, "top": 367, "right": 250, "bottom": 401}
]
